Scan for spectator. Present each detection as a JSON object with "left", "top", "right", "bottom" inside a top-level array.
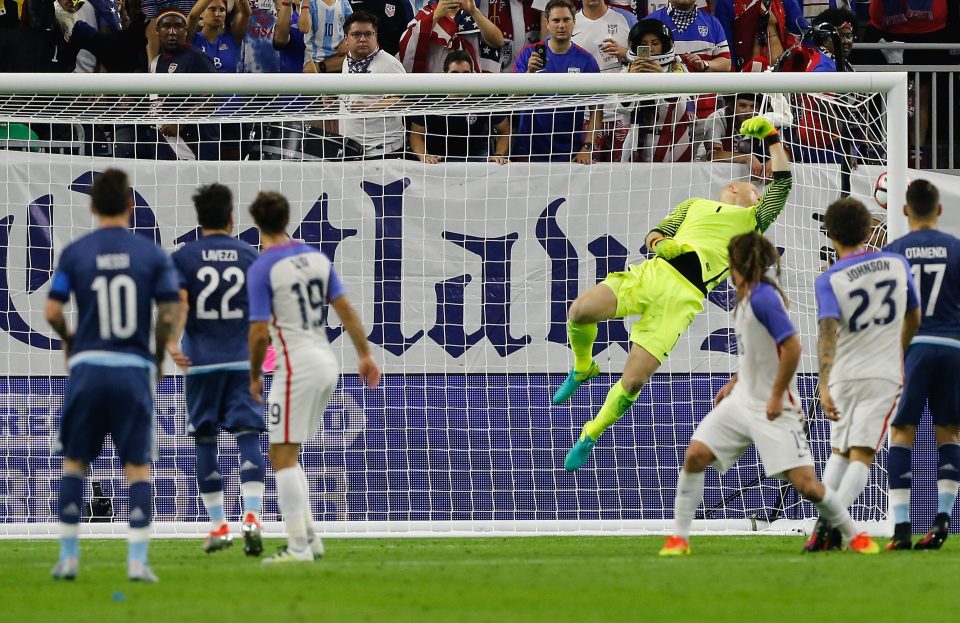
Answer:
[
  {"left": 638, "top": 0, "right": 708, "bottom": 18},
  {"left": 533, "top": 0, "right": 636, "bottom": 44},
  {"left": 409, "top": 50, "right": 511, "bottom": 163},
  {"left": 242, "top": 0, "right": 281, "bottom": 72},
  {"left": 572, "top": 0, "right": 631, "bottom": 161},
  {"left": 188, "top": 0, "right": 251, "bottom": 72},
  {"left": 644, "top": 0, "right": 731, "bottom": 122},
  {"left": 484, "top": 0, "right": 541, "bottom": 72},
  {"left": 114, "top": 11, "right": 220, "bottom": 160},
  {"left": 698, "top": 92, "right": 768, "bottom": 176},
  {"left": 713, "top": 0, "right": 806, "bottom": 71},
  {"left": 863, "top": 0, "right": 951, "bottom": 167},
  {"left": 513, "top": 0, "right": 600, "bottom": 164},
  {"left": 58, "top": 0, "right": 150, "bottom": 73},
  {"left": 399, "top": 0, "right": 504, "bottom": 73},
  {"left": 302, "top": 0, "right": 351, "bottom": 72},
  {"left": 338, "top": 11, "right": 406, "bottom": 158},
  {"left": 142, "top": 0, "right": 195, "bottom": 60},
  {"left": 347, "top": 0, "right": 412, "bottom": 56},
  {"left": 622, "top": 18, "right": 694, "bottom": 162},
  {"left": 274, "top": 0, "right": 308, "bottom": 71},
  {"left": 811, "top": 7, "right": 854, "bottom": 70}
]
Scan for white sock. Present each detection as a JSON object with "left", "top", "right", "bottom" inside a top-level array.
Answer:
[
  {"left": 812, "top": 487, "right": 857, "bottom": 540},
  {"left": 297, "top": 465, "right": 317, "bottom": 544},
  {"left": 837, "top": 461, "right": 871, "bottom": 509},
  {"left": 821, "top": 454, "right": 849, "bottom": 491},
  {"left": 275, "top": 467, "right": 309, "bottom": 552},
  {"left": 674, "top": 470, "right": 705, "bottom": 540}
]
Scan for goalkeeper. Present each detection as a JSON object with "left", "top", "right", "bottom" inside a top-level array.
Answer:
[{"left": 556, "top": 116, "right": 793, "bottom": 471}]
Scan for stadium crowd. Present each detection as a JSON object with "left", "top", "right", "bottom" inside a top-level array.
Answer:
[{"left": 1, "top": 0, "right": 958, "bottom": 167}]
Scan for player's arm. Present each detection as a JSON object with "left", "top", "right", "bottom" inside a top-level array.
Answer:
[
  {"left": 165, "top": 290, "right": 191, "bottom": 371},
  {"left": 901, "top": 257, "right": 921, "bottom": 353},
  {"left": 232, "top": 0, "right": 252, "bottom": 45},
  {"left": 740, "top": 116, "right": 792, "bottom": 232},
  {"left": 248, "top": 321, "right": 270, "bottom": 403},
  {"left": 155, "top": 301, "right": 180, "bottom": 371},
  {"left": 713, "top": 373, "right": 737, "bottom": 406},
  {"left": 44, "top": 300, "right": 73, "bottom": 357},
  {"left": 331, "top": 295, "right": 381, "bottom": 389},
  {"left": 646, "top": 199, "right": 695, "bottom": 259},
  {"left": 817, "top": 318, "right": 840, "bottom": 420},
  {"left": 768, "top": 334, "right": 800, "bottom": 421}
]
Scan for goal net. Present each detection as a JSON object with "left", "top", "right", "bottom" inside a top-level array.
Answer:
[{"left": 0, "top": 72, "right": 908, "bottom": 537}]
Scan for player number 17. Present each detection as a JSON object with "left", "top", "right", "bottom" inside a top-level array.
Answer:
[{"left": 910, "top": 263, "right": 945, "bottom": 317}]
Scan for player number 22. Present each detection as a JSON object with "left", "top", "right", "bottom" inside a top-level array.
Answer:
[
  {"left": 196, "top": 266, "right": 245, "bottom": 321},
  {"left": 91, "top": 274, "right": 137, "bottom": 340}
]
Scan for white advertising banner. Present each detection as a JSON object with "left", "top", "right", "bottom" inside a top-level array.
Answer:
[{"left": 1, "top": 151, "right": 957, "bottom": 376}]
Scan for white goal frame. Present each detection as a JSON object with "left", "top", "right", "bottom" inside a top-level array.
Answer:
[{"left": 0, "top": 72, "right": 908, "bottom": 538}]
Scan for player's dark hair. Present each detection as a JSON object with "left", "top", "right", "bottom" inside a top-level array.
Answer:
[
  {"left": 443, "top": 50, "right": 474, "bottom": 73},
  {"left": 906, "top": 178, "right": 939, "bottom": 219},
  {"left": 91, "top": 169, "right": 131, "bottom": 217},
  {"left": 249, "top": 191, "right": 290, "bottom": 235},
  {"left": 728, "top": 232, "right": 785, "bottom": 308},
  {"left": 344, "top": 11, "right": 378, "bottom": 34},
  {"left": 192, "top": 183, "right": 233, "bottom": 230},
  {"left": 544, "top": 0, "right": 576, "bottom": 20},
  {"left": 824, "top": 197, "right": 872, "bottom": 247}
]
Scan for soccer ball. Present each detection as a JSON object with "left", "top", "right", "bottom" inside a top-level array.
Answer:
[
  {"left": 873, "top": 172, "right": 889, "bottom": 208},
  {"left": 873, "top": 172, "right": 911, "bottom": 209}
]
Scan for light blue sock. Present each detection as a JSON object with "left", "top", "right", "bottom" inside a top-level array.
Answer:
[
  {"left": 888, "top": 444, "right": 912, "bottom": 524},
  {"left": 58, "top": 473, "right": 83, "bottom": 561},
  {"left": 937, "top": 443, "right": 960, "bottom": 515},
  {"left": 128, "top": 481, "right": 152, "bottom": 565}
]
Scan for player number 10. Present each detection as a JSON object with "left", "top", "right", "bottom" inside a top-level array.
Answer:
[{"left": 91, "top": 274, "right": 137, "bottom": 340}]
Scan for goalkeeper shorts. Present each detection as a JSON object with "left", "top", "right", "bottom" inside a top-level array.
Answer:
[{"left": 601, "top": 258, "right": 704, "bottom": 363}]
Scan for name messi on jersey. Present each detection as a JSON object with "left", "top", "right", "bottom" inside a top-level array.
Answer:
[
  {"left": 905, "top": 246, "right": 948, "bottom": 260},
  {"left": 844, "top": 258, "right": 890, "bottom": 281},
  {"left": 95, "top": 253, "right": 130, "bottom": 270},
  {"left": 201, "top": 249, "right": 239, "bottom": 262}
]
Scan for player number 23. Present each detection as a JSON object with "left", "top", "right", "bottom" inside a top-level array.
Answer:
[{"left": 847, "top": 279, "right": 897, "bottom": 333}]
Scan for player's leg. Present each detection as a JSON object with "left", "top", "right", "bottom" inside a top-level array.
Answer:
[
  {"left": 786, "top": 466, "right": 877, "bottom": 554},
  {"left": 114, "top": 369, "right": 160, "bottom": 582},
  {"left": 52, "top": 458, "right": 86, "bottom": 580},
  {"left": 266, "top": 442, "right": 313, "bottom": 563},
  {"left": 915, "top": 424, "right": 960, "bottom": 550},
  {"left": 565, "top": 264, "right": 703, "bottom": 470},
  {"left": 184, "top": 375, "right": 232, "bottom": 552},
  {"left": 565, "top": 344, "right": 660, "bottom": 471},
  {"left": 224, "top": 371, "right": 269, "bottom": 556},
  {"left": 52, "top": 366, "right": 107, "bottom": 580},
  {"left": 298, "top": 367, "right": 339, "bottom": 560},
  {"left": 551, "top": 282, "right": 619, "bottom": 404},
  {"left": 886, "top": 344, "right": 933, "bottom": 549},
  {"left": 661, "top": 441, "right": 714, "bottom": 557},
  {"left": 915, "top": 349, "right": 960, "bottom": 550},
  {"left": 662, "top": 398, "right": 749, "bottom": 556}
]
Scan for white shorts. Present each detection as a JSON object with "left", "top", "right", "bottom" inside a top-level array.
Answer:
[
  {"left": 691, "top": 395, "right": 813, "bottom": 481},
  {"left": 829, "top": 379, "right": 901, "bottom": 453},
  {"left": 267, "top": 349, "right": 339, "bottom": 445}
]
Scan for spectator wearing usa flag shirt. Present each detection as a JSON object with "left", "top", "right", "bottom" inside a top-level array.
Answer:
[
  {"left": 713, "top": 0, "right": 807, "bottom": 71},
  {"left": 399, "top": 0, "right": 505, "bottom": 73}
]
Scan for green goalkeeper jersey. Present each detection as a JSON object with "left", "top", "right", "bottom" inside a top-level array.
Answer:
[{"left": 651, "top": 172, "right": 793, "bottom": 293}]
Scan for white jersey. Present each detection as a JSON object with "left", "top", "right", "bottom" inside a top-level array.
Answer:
[
  {"left": 247, "top": 240, "right": 345, "bottom": 357},
  {"left": 729, "top": 282, "right": 801, "bottom": 411},
  {"left": 340, "top": 50, "right": 407, "bottom": 155},
  {"left": 815, "top": 250, "right": 919, "bottom": 386},
  {"left": 573, "top": 9, "right": 630, "bottom": 123}
]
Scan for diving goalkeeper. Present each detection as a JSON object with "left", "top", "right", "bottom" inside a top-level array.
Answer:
[{"left": 556, "top": 116, "right": 793, "bottom": 471}]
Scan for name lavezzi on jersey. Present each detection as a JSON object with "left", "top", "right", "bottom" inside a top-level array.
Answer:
[{"left": 815, "top": 251, "right": 919, "bottom": 386}]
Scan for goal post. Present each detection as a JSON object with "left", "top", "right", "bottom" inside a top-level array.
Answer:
[{"left": 0, "top": 71, "right": 909, "bottom": 538}]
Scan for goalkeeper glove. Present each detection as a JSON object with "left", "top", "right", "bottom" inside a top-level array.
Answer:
[
  {"left": 739, "top": 116, "right": 777, "bottom": 139},
  {"left": 654, "top": 238, "right": 685, "bottom": 260}
]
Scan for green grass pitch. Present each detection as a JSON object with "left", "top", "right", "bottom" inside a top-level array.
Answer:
[{"left": 2, "top": 536, "right": 957, "bottom": 622}]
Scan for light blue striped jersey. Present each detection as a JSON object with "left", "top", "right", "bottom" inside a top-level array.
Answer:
[{"left": 304, "top": 0, "right": 352, "bottom": 62}]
